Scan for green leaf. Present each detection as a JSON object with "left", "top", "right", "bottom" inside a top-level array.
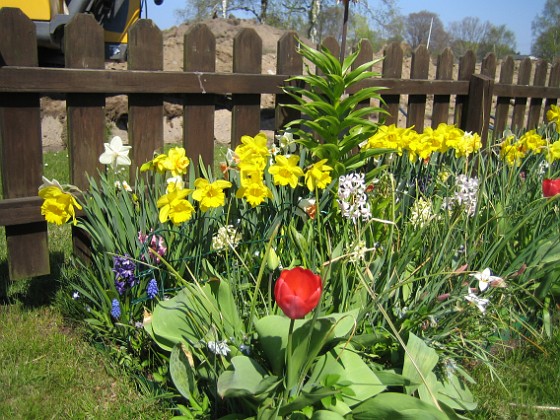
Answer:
[
  {"left": 310, "top": 410, "right": 346, "bottom": 420},
  {"left": 217, "top": 355, "right": 279, "bottom": 399},
  {"left": 352, "top": 393, "right": 450, "bottom": 420},
  {"left": 170, "top": 342, "right": 198, "bottom": 403},
  {"left": 305, "top": 344, "right": 386, "bottom": 407},
  {"left": 402, "top": 332, "right": 439, "bottom": 396}
]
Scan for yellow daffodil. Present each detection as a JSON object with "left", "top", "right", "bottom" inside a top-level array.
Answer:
[
  {"left": 140, "top": 153, "right": 169, "bottom": 174},
  {"left": 38, "top": 180, "right": 82, "bottom": 225},
  {"left": 235, "top": 133, "right": 270, "bottom": 162},
  {"left": 157, "top": 188, "right": 194, "bottom": 224},
  {"left": 235, "top": 180, "right": 272, "bottom": 207},
  {"left": 518, "top": 129, "right": 546, "bottom": 154},
  {"left": 546, "top": 140, "right": 560, "bottom": 163},
  {"left": 500, "top": 135, "right": 526, "bottom": 166},
  {"left": 192, "top": 178, "right": 232, "bottom": 211},
  {"left": 268, "top": 155, "right": 304, "bottom": 188},
  {"left": 164, "top": 147, "right": 190, "bottom": 176},
  {"left": 547, "top": 104, "right": 560, "bottom": 128},
  {"left": 304, "top": 159, "right": 333, "bottom": 191}
]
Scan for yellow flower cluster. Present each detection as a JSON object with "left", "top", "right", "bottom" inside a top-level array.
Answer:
[
  {"left": 141, "top": 147, "right": 190, "bottom": 176},
  {"left": 547, "top": 104, "right": 560, "bottom": 131},
  {"left": 38, "top": 178, "right": 82, "bottom": 225},
  {"left": 499, "top": 129, "right": 549, "bottom": 166},
  {"left": 361, "top": 123, "right": 482, "bottom": 162},
  {"left": 234, "top": 133, "right": 274, "bottom": 207}
]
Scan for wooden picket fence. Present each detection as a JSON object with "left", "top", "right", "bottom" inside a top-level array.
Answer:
[{"left": 1, "top": 7, "right": 560, "bottom": 281}]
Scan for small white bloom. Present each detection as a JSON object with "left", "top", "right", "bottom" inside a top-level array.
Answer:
[
  {"left": 114, "top": 180, "right": 132, "bottom": 192},
  {"left": 464, "top": 292, "right": 490, "bottom": 314},
  {"left": 166, "top": 176, "right": 184, "bottom": 192},
  {"left": 470, "top": 268, "right": 503, "bottom": 292},
  {"left": 295, "top": 197, "right": 317, "bottom": 220},
  {"left": 207, "top": 340, "right": 231, "bottom": 356},
  {"left": 72, "top": 291, "right": 80, "bottom": 300},
  {"left": 212, "top": 225, "right": 242, "bottom": 252},
  {"left": 275, "top": 130, "right": 297, "bottom": 153},
  {"left": 99, "top": 136, "right": 131, "bottom": 170}
]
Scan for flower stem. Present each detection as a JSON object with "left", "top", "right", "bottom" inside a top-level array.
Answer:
[{"left": 283, "top": 318, "right": 296, "bottom": 404}]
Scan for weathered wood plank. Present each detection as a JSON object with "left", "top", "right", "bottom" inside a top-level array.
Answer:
[
  {"left": 65, "top": 13, "right": 105, "bottom": 263},
  {"left": 0, "top": 8, "right": 49, "bottom": 280},
  {"left": 431, "top": 48, "right": 453, "bottom": 127},
  {"left": 494, "top": 56, "right": 514, "bottom": 137},
  {"left": 511, "top": 58, "right": 532, "bottom": 131},
  {"left": 545, "top": 60, "right": 560, "bottom": 120},
  {"left": 381, "top": 42, "right": 403, "bottom": 125},
  {"left": 407, "top": 45, "right": 430, "bottom": 132},
  {"left": 128, "top": 19, "right": 164, "bottom": 173},
  {"left": 464, "top": 74, "right": 494, "bottom": 144},
  {"left": 231, "top": 28, "right": 262, "bottom": 148},
  {"left": 352, "top": 39, "right": 374, "bottom": 113},
  {"left": 184, "top": 23, "right": 216, "bottom": 172},
  {"left": 527, "top": 60, "right": 548, "bottom": 129},
  {"left": 275, "top": 31, "right": 302, "bottom": 131},
  {"left": 455, "top": 50, "right": 476, "bottom": 127}
]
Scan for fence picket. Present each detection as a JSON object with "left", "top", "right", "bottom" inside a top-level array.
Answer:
[
  {"left": 275, "top": 31, "right": 302, "bottom": 131},
  {"left": 455, "top": 50, "right": 476, "bottom": 128},
  {"left": 0, "top": 8, "right": 49, "bottom": 280},
  {"left": 545, "top": 60, "right": 560, "bottom": 120},
  {"left": 527, "top": 60, "right": 548, "bottom": 129},
  {"left": 432, "top": 48, "right": 454, "bottom": 127},
  {"left": 128, "top": 19, "right": 164, "bottom": 174},
  {"left": 511, "top": 58, "right": 532, "bottom": 131},
  {"left": 231, "top": 28, "right": 262, "bottom": 148},
  {"left": 381, "top": 42, "right": 403, "bottom": 125},
  {"left": 184, "top": 23, "right": 216, "bottom": 171},
  {"left": 494, "top": 56, "right": 515, "bottom": 137},
  {"left": 407, "top": 45, "right": 430, "bottom": 132}
]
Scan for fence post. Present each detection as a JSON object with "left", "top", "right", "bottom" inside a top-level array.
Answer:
[
  {"left": 231, "top": 28, "right": 262, "bottom": 149},
  {"left": 545, "top": 60, "right": 560, "bottom": 119},
  {"left": 407, "top": 44, "right": 430, "bottom": 132},
  {"left": 184, "top": 23, "right": 216, "bottom": 171},
  {"left": 275, "top": 31, "right": 302, "bottom": 131},
  {"left": 128, "top": 19, "right": 164, "bottom": 174},
  {"left": 381, "top": 42, "right": 403, "bottom": 126},
  {"left": 65, "top": 14, "right": 105, "bottom": 261},
  {"left": 0, "top": 8, "right": 50, "bottom": 280},
  {"left": 463, "top": 74, "right": 494, "bottom": 145}
]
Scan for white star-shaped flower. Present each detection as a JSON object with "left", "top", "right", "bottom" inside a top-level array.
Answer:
[
  {"left": 470, "top": 268, "right": 503, "bottom": 292},
  {"left": 464, "top": 292, "right": 490, "bottom": 314},
  {"left": 99, "top": 136, "right": 131, "bottom": 170}
]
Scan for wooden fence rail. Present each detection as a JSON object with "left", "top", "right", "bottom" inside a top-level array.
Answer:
[{"left": 1, "top": 7, "right": 560, "bottom": 280}]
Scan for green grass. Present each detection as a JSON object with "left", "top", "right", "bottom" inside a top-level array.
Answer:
[
  {"left": 0, "top": 303, "right": 172, "bottom": 419},
  {"left": 470, "top": 328, "right": 560, "bottom": 419}
]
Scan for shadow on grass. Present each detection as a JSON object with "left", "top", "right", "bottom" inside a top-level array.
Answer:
[{"left": 0, "top": 251, "right": 72, "bottom": 307}]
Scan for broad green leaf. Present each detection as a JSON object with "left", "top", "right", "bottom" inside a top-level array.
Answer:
[
  {"left": 305, "top": 344, "right": 386, "bottom": 407},
  {"left": 352, "top": 393, "right": 449, "bottom": 420},
  {"left": 310, "top": 410, "right": 346, "bottom": 420},
  {"left": 170, "top": 342, "right": 198, "bottom": 403},
  {"left": 217, "top": 355, "right": 279, "bottom": 399},
  {"left": 402, "top": 332, "right": 439, "bottom": 395}
]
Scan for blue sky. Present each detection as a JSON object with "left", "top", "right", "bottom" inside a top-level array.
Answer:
[{"left": 145, "top": 0, "right": 545, "bottom": 54}]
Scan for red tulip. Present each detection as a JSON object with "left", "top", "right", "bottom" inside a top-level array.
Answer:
[
  {"left": 542, "top": 178, "right": 560, "bottom": 198},
  {"left": 274, "top": 267, "right": 322, "bottom": 319}
]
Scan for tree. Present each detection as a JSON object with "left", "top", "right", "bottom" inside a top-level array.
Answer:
[
  {"left": 532, "top": 0, "right": 560, "bottom": 61},
  {"left": 403, "top": 11, "right": 448, "bottom": 54},
  {"left": 478, "top": 25, "right": 516, "bottom": 60},
  {"left": 448, "top": 16, "right": 490, "bottom": 58}
]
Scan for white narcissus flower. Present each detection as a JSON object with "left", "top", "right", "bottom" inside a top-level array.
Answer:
[
  {"left": 99, "top": 136, "right": 131, "bottom": 169},
  {"left": 464, "top": 292, "right": 490, "bottom": 314},
  {"left": 470, "top": 268, "right": 504, "bottom": 292},
  {"left": 39, "top": 176, "right": 64, "bottom": 192}
]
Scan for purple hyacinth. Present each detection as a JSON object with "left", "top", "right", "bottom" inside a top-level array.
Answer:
[
  {"left": 111, "top": 298, "right": 121, "bottom": 319},
  {"left": 112, "top": 254, "right": 137, "bottom": 295},
  {"left": 146, "top": 278, "right": 158, "bottom": 299}
]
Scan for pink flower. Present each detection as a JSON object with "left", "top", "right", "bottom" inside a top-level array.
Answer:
[{"left": 138, "top": 230, "right": 167, "bottom": 263}]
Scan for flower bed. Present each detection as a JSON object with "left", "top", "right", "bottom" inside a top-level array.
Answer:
[{"left": 39, "top": 41, "right": 560, "bottom": 419}]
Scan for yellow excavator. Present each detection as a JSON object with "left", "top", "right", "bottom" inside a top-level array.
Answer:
[{"left": 0, "top": 0, "right": 164, "bottom": 63}]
